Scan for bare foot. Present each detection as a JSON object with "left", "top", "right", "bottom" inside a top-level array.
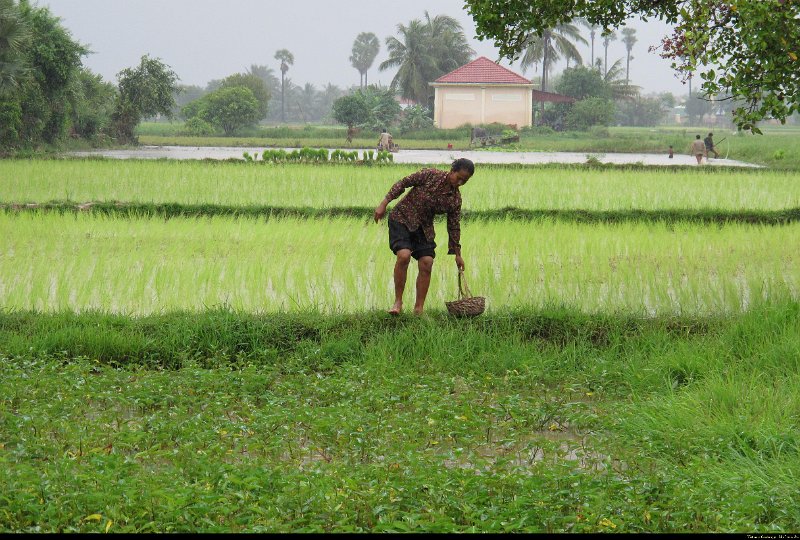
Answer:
[
  {"left": 388, "top": 301, "right": 403, "bottom": 316},
  {"left": 413, "top": 307, "right": 424, "bottom": 316}
]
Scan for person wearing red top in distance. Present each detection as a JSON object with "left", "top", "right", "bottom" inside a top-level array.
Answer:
[{"left": 373, "top": 158, "right": 475, "bottom": 316}]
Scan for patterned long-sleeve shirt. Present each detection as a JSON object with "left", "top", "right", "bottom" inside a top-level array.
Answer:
[{"left": 384, "top": 168, "right": 462, "bottom": 255}]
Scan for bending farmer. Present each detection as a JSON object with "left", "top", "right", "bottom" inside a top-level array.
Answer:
[{"left": 374, "top": 158, "right": 475, "bottom": 315}]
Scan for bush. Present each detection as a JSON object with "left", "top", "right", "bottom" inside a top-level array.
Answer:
[
  {"left": 520, "top": 125, "right": 555, "bottom": 136},
  {"left": 183, "top": 117, "right": 215, "bottom": 136},
  {"left": 565, "top": 97, "right": 616, "bottom": 131}
]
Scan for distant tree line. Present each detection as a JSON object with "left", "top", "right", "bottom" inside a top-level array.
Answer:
[{"left": 0, "top": 0, "right": 179, "bottom": 150}]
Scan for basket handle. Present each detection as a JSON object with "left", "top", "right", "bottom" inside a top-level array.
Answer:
[{"left": 457, "top": 269, "right": 473, "bottom": 299}]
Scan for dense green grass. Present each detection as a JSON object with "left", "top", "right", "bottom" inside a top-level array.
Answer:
[
  {"left": 2, "top": 303, "right": 799, "bottom": 532},
  {"left": 5, "top": 160, "right": 800, "bottom": 211},
  {"left": 2, "top": 212, "right": 799, "bottom": 315}
]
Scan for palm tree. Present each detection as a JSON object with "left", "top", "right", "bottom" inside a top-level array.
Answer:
[
  {"left": 379, "top": 11, "right": 474, "bottom": 105},
  {"left": 520, "top": 23, "right": 587, "bottom": 94},
  {"left": 295, "top": 82, "right": 319, "bottom": 123},
  {"left": 422, "top": 11, "right": 474, "bottom": 74},
  {"left": 0, "top": 0, "right": 30, "bottom": 95},
  {"left": 350, "top": 32, "right": 380, "bottom": 89},
  {"left": 274, "top": 49, "right": 294, "bottom": 123},
  {"left": 621, "top": 27, "right": 637, "bottom": 85},
  {"left": 603, "top": 58, "right": 639, "bottom": 100},
  {"left": 602, "top": 30, "right": 617, "bottom": 77}
]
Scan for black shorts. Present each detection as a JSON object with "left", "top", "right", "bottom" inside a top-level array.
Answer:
[{"left": 388, "top": 219, "right": 436, "bottom": 260}]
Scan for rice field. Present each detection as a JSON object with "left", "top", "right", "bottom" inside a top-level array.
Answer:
[
  {"left": 4, "top": 157, "right": 800, "bottom": 533},
  {"left": 4, "top": 159, "right": 800, "bottom": 211},
  {"left": 2, "top": 211, "right": 798, "bottom": 316}
]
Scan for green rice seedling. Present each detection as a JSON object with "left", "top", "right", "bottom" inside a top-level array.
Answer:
[
  {"left": 4, "top": 160, "right": 800, "bottom": 212},
  {"left": 2, "top": 212, "right": 799, "bottom": 316}
]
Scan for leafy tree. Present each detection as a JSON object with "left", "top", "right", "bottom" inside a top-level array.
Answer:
[
  {"left": 350, "top": 32, "right": 380, "bottom": 89},
  {"left": 332, "top": 87, "right": 401, "bottom": 132},
  {"left": 274, "top": 48, "right": 294, "bottom": 123},
  {"left": 220, "top": 73, "right": 270, "bottom": 120},
  {"left": 379, "top": 11, "right": 474, "bottom": 105},
  {"left": 620, "top": 27, "right": 636, "bottom": 85},
  {"left": 332, "top": 93, "right": 369, "bottom": 130},
  {"left": 684, "top": 94, "right": 713, "bottom": 126},
  {"left": 112, "top": 54, "right": 179, "bottom": 143},
  {"left": 201, "top": 86, "right": 260, "bottom": 135},
  {"left": 359, "top": 86, "right": 402, "bottom": 131},
  {"left": 555, "top": 65, "right": 610, "bottom": 100},
  {"left": 173, "top": 84, "right": 206, "bottom": 117},
  {"left": 615, "top": 95, "right": 667, "bottom": 126},
  {"left": 565, "top": 96, "right": 615, "bottom": 130},
  {"left": 69, "top": 67, "right": 116, "bottom": 140},
  {"left": 18, "top": 0, "right": 87, "bottom": 144},
  {"left": 464, "top": 0, "right": 800, "bottom": 131}
]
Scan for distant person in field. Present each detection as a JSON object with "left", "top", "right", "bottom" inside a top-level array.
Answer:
[
  {"left": 346, "top": 125, "right": 357, "bottom": 144},
  {"left": 377, "top": 128, "right": 393, "bottom": 151},
  {"left": 374, "top": 158, "right": 475, "bottom": 316},
  {"left": 704, "top": 132, "right": 720, "bottom": 159},
  {"left": 691, "top": 134, "right": 706, "bottom": 165}
]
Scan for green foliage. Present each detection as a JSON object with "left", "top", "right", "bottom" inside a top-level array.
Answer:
[
  {"left": 220, "top": 73, "right": 270, "bottom": 119},
  {"left": 332, "top": 87, "right": 401, "bottom": 132},
  {"left": 379, "top": 12, "right": 475, "bottom": 105},
  {"left": 555, "top": 65, "right": 611, "bottom": 100},
  {"left": 200, "top": 86, "right": 260, "bottom": 136},
  {"left": 565, "top": 97, "right": 615, "bottom": 131},
  {"left": 0, "top": 1, "right": 87, "bottom": 148},
  {"left": 0, "top": 98, "right": 22, "bottom": 149},
  {"left": 464, "top": 0, "right": 800, "bottom": 130},
  {"left": 112, "top": 54, "right": 179, "bottom": 143},
  {"left": 398, "top": 105, "right": 434, "bottom": 133},
  {"left": 68, "top": 68, "right": 116, "bottom": 141},
  {"left": 614, "top": 96, "right": 667, "bottom": 127},
  {"left": 182, "top": 117, "right": 214, "bottom": 137},
  {"left": 0, "top": 0, "right": 31, "bottom": 96},
  {"left": 332, "top": 94, "right": 369, "bottom": 128}
]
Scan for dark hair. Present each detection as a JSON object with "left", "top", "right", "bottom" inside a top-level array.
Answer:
[
  {"left": 696, "top": 135, "right": 701, "bottom": 139},
  {"left": 451, "top": 158, "right": 475, "bottom": 175},
  {"left": 708, "top": 132, "right": 713, "bottom": 136}
]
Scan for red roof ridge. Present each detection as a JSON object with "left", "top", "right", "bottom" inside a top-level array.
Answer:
[{"left": 434, "top": 56, "right": 531, "bottom": 85}]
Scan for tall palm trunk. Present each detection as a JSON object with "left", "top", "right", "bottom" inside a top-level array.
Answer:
[
  {"left": 626, "top": 53, "right": 630, "bottom": 85},
  {"left": 280, "top": 71, "right": 286, "bottom": 123}
]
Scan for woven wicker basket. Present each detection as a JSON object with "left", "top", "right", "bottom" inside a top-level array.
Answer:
[{"left": 446, "top": 269, "right": 485, "bottom": 317}]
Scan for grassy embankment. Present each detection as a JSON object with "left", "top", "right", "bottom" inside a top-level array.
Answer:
[{"left": 2, "top": 304, "right": 800, "bottom": 532}]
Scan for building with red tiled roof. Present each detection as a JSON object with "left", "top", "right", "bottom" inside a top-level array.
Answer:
[
  {"left": 430, "top": 56, "right": 575, "bottom": 129},
  {"left": 430, "top": 56, "right": 534, "bottom": 129}
]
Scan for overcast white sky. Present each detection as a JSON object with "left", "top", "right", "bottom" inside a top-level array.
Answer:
[{"left": 38, "top": 0, "right": 689, "bottom": 96}]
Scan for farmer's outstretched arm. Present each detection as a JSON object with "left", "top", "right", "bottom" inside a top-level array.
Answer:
[
  {"left": 373, "top": 170, "right": 428, "bottom": 222},
  {"left": 447, "top": 207, "right": 465, "bottom": 270}
]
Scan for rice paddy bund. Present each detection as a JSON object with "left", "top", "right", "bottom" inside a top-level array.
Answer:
[{"left": 3, "top": 157, "right": 800, "bottom": 533}]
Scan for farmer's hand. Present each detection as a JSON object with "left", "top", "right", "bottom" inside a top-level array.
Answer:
[
  {"left": 455, "top": 254, "right": 465, "bottom": 271},
  {"left": 374, "top": 200, "right": 387, "bottom": 223}
]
